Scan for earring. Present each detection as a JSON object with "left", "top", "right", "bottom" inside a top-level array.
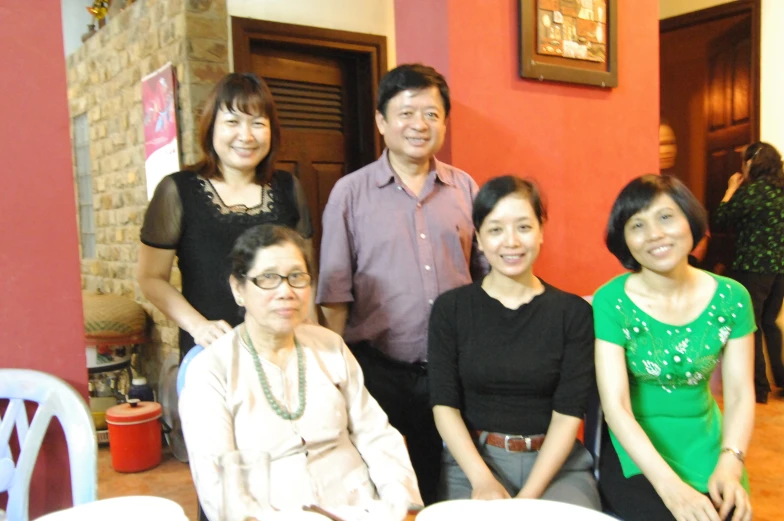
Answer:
[{"left": 237, "top": 297, "right": 244, "bottom": 306}]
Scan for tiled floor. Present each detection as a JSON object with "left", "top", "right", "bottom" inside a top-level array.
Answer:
[
  {"left": 98, "top": 446, "right": 198, "bottom": 521},
  {"left": 97, "top": 396, "right": 784, "bottom": 521},
  {"left": 742, "top": 396, "right": 784, "bottom": 521}
]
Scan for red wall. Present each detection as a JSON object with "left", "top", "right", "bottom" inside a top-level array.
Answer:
[
  {"left": 396, "top": 0, "right": 660, "bottom": 295},
  {"left": 0, "top": 2, "right": 88, "bottom": 517},
  {"left": 394, "top": 0, "right": 452, "bottom": 164}
]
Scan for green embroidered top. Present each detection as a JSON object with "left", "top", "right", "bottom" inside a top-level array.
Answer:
[
  {"left": 593, "top": 272, "right": 755, "bottom": 492},
  {"left": 714, "top": 177, "right": 784, "bottom": 274}
]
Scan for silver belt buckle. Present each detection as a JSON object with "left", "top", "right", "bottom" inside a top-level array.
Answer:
[{"left": 503, "top": 435, "right": 531, "bottom": 452}]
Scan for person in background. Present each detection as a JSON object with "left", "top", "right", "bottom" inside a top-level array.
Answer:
[
  {"left": 659, "top": 120, "right": 678, "bottom": 173},
  {"left": 179, "top": 225, "right": 421, "bottom": 521},
  {"left": 595, "top": 175, "right": 754, "bottom": 521},
  {"left": 137, "top": 73, "right": 312, "bottom": 358},
  {"left": 659, "top": 118, "right": 709, "bottom": 265},
  {"left": 714, "top": 141, "right": 784, "bottom": 404},
  {"left": 428, "top": 176, "right": 600, "bottom": 508},
  {"left": 316, "top": 63, "right": 485, "bottom": 504}
]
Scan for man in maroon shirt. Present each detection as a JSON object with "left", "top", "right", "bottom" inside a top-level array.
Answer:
[{"left": 317, "top": 63, "right": 485, "bottom": 504}]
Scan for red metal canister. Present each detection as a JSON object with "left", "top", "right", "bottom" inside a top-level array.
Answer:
[{"left": 106, "top": 400, "right": 162, "bottom": 472}]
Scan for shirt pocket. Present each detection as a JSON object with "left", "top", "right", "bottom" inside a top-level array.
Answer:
[{"left": 436, "top": 218, "right": 474, "bottom": 278}]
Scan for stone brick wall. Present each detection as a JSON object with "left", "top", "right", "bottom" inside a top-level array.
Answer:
[{"left": 66, "top": 0, "right": 230, "bottom": 382}]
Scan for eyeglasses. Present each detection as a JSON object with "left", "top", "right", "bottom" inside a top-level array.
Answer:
[{"left": 249, "top": 272, "right": 312, "bottom": 290}]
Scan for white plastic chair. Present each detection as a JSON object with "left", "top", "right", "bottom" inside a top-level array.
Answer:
[{"left": 0, "top": 369, "right": 97, "bottom": 521}]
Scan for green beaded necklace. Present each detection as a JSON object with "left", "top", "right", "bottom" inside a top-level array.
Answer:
[{"left": 242, "top": 327, "right": 306, "bottom": 421}]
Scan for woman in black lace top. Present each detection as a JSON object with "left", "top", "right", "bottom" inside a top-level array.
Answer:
[
  {"left": 137, "top": 73, "right": 312, "bottom": 356},
  {"left": 714, "top": 142, "right": 784, "bottom": 403}
]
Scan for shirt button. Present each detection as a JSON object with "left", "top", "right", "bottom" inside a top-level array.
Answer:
[
  {"left": 416, "top": 203, "right": 422, "bottom": 208},
  {"left": 425, "top": 265, "right": 431, "bottom": 271},
  {"left": 420, "top": 233, "right": 426, "bottom": 239},
  {"left": 428, "top": 299, "right": 434, "bottom": 305},
  {"left": 397, "top": 186, "right": 403, "bottom": 191}
]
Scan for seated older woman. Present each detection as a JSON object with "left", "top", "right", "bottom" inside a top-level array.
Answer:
[{"left": 179, "top": 224, "right": 422, "bottom": 521}]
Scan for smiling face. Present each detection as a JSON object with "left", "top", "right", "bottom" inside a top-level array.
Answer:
[
  {"left": 212, "top": 103, "right": 271, "bottom": 177},
  {"left": 230, "top": 242, "right": 311, "bottom": 338},
  {"left": 375, "top": 86, "right": 447, "bottom": 167},
  {"left": 624, "top": 194, "right": 693, "bottom": 274},
  {"left": 477, "top": 194, "right": 543, "bottom": 281}
]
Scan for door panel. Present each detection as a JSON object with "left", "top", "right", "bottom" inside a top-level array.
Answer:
[
  {"left": 703, "top": 18, "right": 751, "bottom": 274},
  {"left": 314, "top": 163, "right": 345, "bottom": 220},
  {"left": 731, "top": 40, "right": 750, "bottom": 124},
  {"left": 249, "top": 48, "right": 350, "bottom": 263},
  {"left": 233, "top": 18, "right": 386, "bottom": 267}
]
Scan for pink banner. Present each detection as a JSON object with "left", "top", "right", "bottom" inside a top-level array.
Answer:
[{"left": 142, "top": 62, "right": 181, "bottom": 200}]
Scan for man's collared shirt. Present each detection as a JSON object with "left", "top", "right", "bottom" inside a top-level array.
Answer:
[{"left": 317, "top": 149, "right": 484, "bottom": 363}]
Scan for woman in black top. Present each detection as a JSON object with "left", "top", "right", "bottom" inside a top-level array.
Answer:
[
  {"left": 714, "top": 141, "right": 784, "bottom": 403},
  {"left": 428, "top": 176, "right": 600, "bottom": 508},
  {"left": 137, "top": 73, "right": 312, "bottom": 356}
]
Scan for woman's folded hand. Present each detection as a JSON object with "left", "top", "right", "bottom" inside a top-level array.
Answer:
[
  {"left": 656, "top": 479, "right": 721, "bottom": 521},
  {"left": 470, "top": 477, "right": 511, "bottom": 501},
  {"left": 708, "top": 458, "right": 751, "bottom": 521}
]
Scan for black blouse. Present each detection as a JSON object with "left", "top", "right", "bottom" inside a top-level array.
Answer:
[
  {"left": 713, "top": 177, "right": 784, "bottom": 274},
  {"left": 140, "top": 170, "right": 313, "bottom": 354},
  {"left": 428, "top": 280, "right": 596, "bottom": 435}
]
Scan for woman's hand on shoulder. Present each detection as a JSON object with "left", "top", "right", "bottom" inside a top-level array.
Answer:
[
  {"left": 656, "top": 479, "right": 722, "bottom": 521},
  {"left": 470, "top": 477, "right": 511, "bottom": 501},
  {"left": 189, "top": 319, "right": 232, "bottom": 348},
  {"left": 708, "top": 457, "right": 751, "bottom": 521}
]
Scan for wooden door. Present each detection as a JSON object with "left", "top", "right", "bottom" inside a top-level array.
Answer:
[
  {"left": 250, "top": 48, "right": 349, "bottom": 263},
  {"left": 233, "top": 19, "right": 387, "bottom": 265},
  {"left": 702, "top": 18, "right": 752, "bottom": 274}
]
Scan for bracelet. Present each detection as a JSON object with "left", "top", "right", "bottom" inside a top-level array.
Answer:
[{"left": 720, "top": 447, "right": 745, "bottom": 463}]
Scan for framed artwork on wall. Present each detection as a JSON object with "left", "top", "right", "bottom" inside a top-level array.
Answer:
[{"left": 519, "top": 0, "right": 618, "bottom": 88}]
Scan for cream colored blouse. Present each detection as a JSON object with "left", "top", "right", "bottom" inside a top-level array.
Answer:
[{"left": 179, "top": 324, "right": 422, "bottom": 521}]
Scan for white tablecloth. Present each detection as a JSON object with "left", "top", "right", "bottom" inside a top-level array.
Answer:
[
  {"left": 34, "top": 496, "right": 188, "bottom": 521},
  {"left": 417, "top": 498, "right": 617, "bottom": 521}
]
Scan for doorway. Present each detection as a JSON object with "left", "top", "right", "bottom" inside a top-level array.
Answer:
[
  {"left": 659, "top": 0, "right": 761, "bottom": 273},
  {"left": 232, "top": 18, "right": 388, "bottom": 262}
]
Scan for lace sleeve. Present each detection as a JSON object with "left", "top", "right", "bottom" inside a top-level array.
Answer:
[
  {"left": 140, "top": 175, "right": 183, "bottom": 249},
  {"left": 291, "top": 173, "right": 314, "bottom": 239}
]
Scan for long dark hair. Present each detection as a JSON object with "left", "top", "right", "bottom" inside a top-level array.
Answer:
[{"left": 744, "top": 142, "right": 784, "bottom": 187}]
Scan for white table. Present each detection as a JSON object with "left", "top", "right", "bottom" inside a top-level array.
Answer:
[
  {"left": 34, "top": 496, "right": 188, "bottom": 521},
  {"left": 417, "top": 498, "right": 618, "bottom": 521}
]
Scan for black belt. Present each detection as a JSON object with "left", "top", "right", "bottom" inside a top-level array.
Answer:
[{"left": 348, "top": 341, "right": 428, "bottom": 374}]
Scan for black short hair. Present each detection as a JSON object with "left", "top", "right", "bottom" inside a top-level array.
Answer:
[
  {"left": 230, "top": 224, "right": 311, "bottom": 283},
  {"left": 473, "top": 175, "right": 547, "bottom": 230},
  {"left": 376, "top": 63, "right": 450, "bottom": 118},
  {"left": 605, "top": 174, "right": 707, "bottom": 271}
]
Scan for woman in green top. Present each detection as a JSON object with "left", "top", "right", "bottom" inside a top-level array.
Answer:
[
  {"left": 713, "top": 142, "right": 784, "bottom": 404},
  {"left": 594, "top": 175, "right": 755, "bottom": 521}
]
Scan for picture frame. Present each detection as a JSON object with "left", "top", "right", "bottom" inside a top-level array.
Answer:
[{"left": 519, "top": 0, "right": 618, "bottom": 88}]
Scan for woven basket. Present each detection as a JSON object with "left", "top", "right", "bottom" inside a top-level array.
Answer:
[{"left": 83, "top": 292, "right": 147, "bottom": 340}]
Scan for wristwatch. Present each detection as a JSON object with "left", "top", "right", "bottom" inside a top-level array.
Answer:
[{"left": 720, "top": 447, "right": 745, "bottom": 463}]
